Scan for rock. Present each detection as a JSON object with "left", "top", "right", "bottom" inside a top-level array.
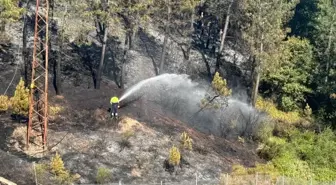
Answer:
[
  {"left": 73, "top": 173, "right": 81, "bottom": 180},
  {"left": 131, "top": 167, "right": 141, "bottom": 177}
]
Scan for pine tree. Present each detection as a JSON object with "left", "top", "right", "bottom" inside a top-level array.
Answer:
[
  {"left": 240, "top": 0, "right": 299, "bottom": 107},
  {"left": 311, "top": 0, "right": 336, "bottom": 124},
  {"left": 169, "top": 145, "right": 181, "bottom": 166},
  {"left": 313, "top": 0, "right": 336, "bottom": 90},
  {"left": 212, "top": 72, "right": 232, "bottom": 97},
  {"left": 10, "top": 78, "right": 29, "bottom": 116},
  {"left": 200, "top": 72, "right": 231, "bottom": 109},
  {"left": 50, "top": 152, "right": 66, "bottom": 176},
  {"left": 0, "top": 0, "right": 24, "bottom": 43},
  {"left": 0, "top": 0, "right": 24, "bottom": 26},
  {"left": 263, "top": 37, "right": 314, "bottom": 111}
]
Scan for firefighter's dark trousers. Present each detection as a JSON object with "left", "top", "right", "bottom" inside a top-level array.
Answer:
[{"left": 111, "top": 103, "right": 118, "bottom": 117}]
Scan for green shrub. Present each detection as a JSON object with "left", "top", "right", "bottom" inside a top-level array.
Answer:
[
  {"left": 0, "top": 95, "right": 10, "bottom": 112},
  {"left": 303, "top": 103, "right": 312, "bottom": 117},
  {"left": 231, "top": 164, "right": 248, "bottom": 175},
  {"left": 257, "top": 128, "right": 336, "bottom": 181},
  {"left": 256, "top": 97, "right": 301, "bottom": 124},
  {"left": 272, "top": 151, "right": 312, "bottom": 180},
  {"left": 50, "top": 152, "right": 66, "bottom": 176},
  {"left": 169, "top": 145, "right": 181, "bottom": 166},
  {"left": 96, "top": 167, "right": 111, "bottom": 184},
  {"left": 280, "top": 96, "right": 297, "bottom": 112},
  {"left": 258, "top": 136, "right": 287, "bottom": 160},
  {"left": 49, "top": 105, "right": 64, "bottom": 116},
  {"left": 231, "top": 163, "right": 279, "bottom": 179},
  {"left": 50, "top": 152, "right": 74, "bottom": 184},
  {"left": 255, "top": 121, "right": 274, "bottom": 142},
  {"left": 180, "top": 131, "right": 193, "bottom": 150},
  {"left": 10, "top": 78, "right": 29, "bottom": 115}
]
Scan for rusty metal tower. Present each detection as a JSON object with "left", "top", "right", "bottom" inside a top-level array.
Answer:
[{"left": 27, "top": 0, "right": 50, "bottom": 149}]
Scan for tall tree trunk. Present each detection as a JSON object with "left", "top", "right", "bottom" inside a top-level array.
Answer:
[
  {"left": 251, "top": 36, "right": 263, "bottom": 107},
  {"left": 22, "top": 12, "right": 29, "bottom": 86},
  {"left": 54, "top": 33, "right": 63, "bottom": 95},
  {"left": 185, "top": 11, "right": 195, "bottom": 74},
  {"left": 50, "top": 0, "right": 62, "bottom": 95},
  {"left": 186, "top": 12, "right": 194, "bottom": 61},
  {"left": 128, "top": 29, "right": 133, "bottom": 50},
  {"left": 251, "top": 65, "right": 261, "bottom": 107},
  {"left": 324, "top": 13, "right": 335, "bottom": 83},
  {"left": 205, "top": 22, "right": 211, "bottom": 49},
  {"left": 215, "top": 0, "right": 233, "bottom": 73},
  {"left": 96, "top": 25, "right": 108, "bottom": 89},
  {"left": 159, "top": 0, "right": 171, "bottom": 74},
  {"left": 120, "top": 32, "right": 130, "bottom": 89}
]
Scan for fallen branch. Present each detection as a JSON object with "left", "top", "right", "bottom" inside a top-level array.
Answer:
[{"left": 0, "top": 177, "right": 17, "bottom": 185}]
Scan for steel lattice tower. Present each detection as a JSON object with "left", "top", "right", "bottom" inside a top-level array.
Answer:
[{"left": 27, "top": 0, "right": 49, "bottom": 149}]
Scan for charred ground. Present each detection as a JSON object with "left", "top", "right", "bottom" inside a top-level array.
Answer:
[{"left": 0, "top": 64, "right": 262, "bottom": 184}]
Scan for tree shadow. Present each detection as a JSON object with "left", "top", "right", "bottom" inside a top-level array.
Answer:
[
  {"left": 69, "top": 35, "right": 123, "bottom": 89},
  {"left": 106, "top": 36, "right": 123, "bottom": 87},
  {"left": 137, "top": 28, "right": 160, "bottom": 75}
]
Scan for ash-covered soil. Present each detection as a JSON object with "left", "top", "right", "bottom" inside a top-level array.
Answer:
[{"left": 0, "top": 81, "right": 262, "bottom": 185}]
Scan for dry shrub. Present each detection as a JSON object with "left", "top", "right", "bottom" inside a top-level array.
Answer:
[
  {"left": 11, "top": 126, "right": 26, "bottom": 139},
  {"left": 93, "top": 108, "right": 107, "bottom": 122}
]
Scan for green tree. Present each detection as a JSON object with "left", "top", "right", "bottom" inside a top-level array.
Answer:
[
  {"left": 240, "top": 0, "right": 299, "bottom": 107},
  {"left": 0, "top": 0, "right": 24, "bottom": 43},
  {"left": 0, "top": 0, "right": 24, "bottom": 28},
  {"left": 311, "top": 0, "right": 336, "bottom": 124},
  {"left": 313, "top": 0, "right": 336, "bottom": 86},
  {"left": 263, "top": 37, "right": 314, "bottom": 111},
  {"left": 288, "top": 0, "right": 318, "bottom": 39}
]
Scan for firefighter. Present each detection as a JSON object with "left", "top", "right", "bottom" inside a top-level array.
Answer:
[{"left": 110, "top": 96, "right": 120, "bottom": 118}]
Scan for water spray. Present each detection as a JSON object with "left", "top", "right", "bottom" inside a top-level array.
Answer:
[{"left": 119, "top": 73, "right": 265, "bottom": 138}]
